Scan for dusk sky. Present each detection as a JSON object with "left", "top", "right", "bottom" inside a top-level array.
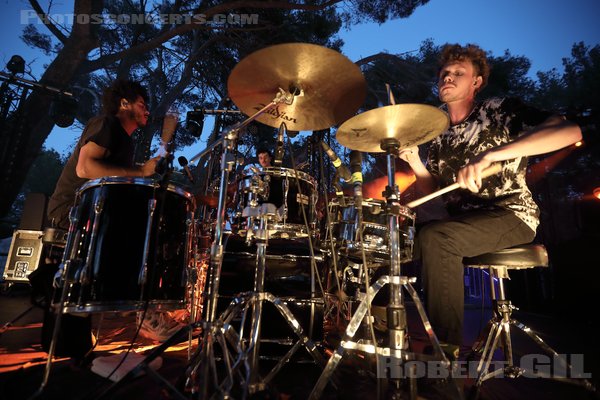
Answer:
[{"left": 1, "top": 0, "right": 599, "bottom": 160}]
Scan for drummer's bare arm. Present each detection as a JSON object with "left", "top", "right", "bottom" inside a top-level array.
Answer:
[
  {"left": 457, "top": 115, "right": 582, "bottom": 192},
  {"left": 76, "top": 141, "right": 159, "bottom": 178},
  {"left": 398, "top": 146, "right": 438, "bottom": 195}
]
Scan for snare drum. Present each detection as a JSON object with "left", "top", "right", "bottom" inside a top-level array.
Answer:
[
  {"left": 237, "top": 167, "right": 318, "bottom": 238},
  {"left": 56, "top": 177, "right": 196, "bottom": 313},
  {"left": 326, "top": 196, "right": 415, "bottom": 261}
]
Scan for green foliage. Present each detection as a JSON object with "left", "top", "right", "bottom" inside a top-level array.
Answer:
[
  {"left": 20, "top": 24, "right": 55, "bottom": 56},
  {"left": 341, "top": 0, "right": 430, "bottom": 25},
  {"left": 22, "top": 147, "right": 65, "bottom": 196}
]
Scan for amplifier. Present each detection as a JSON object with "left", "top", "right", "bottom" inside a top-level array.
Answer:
[{"left": 3, "top": 230, "right": 44, "bottom": 283}]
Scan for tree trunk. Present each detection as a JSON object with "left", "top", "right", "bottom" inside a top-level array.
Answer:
[{"left": 0, "top": 0, "right": 100, "bottom": 218}]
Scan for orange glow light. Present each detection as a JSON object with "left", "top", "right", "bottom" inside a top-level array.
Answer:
[
  {"left": 575, "top": 141, "right": 583, "bottom": 147},
  {"left": 363, "top": 172, "right": 416, "bottom": 200},
  {"left": 593, "top": 187, "right": 600, "bottom": 200}
]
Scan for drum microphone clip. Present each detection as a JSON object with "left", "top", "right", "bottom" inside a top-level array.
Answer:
[
  {"left": 274, "top": 123, "right": 286, "bottom": 166},
  {"left": 349, "top": 150, "right": 363, "bottom": 209},
  {"left": 321, "top": 141, "right": 351, "bottom": 182}
]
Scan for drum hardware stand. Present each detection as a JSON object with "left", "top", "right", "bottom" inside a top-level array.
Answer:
[
  {"left": 286, "top": 134, "right": 325, "bottom": 340},
  {"left": 31, "top": 202, "right": 84, "bottom": 398},
  {"left": 181, "top": 88, "right": 301, "bottom": 399},
  {"left": 215, "top": 205, "right": 325, "bottom": 398},
  {"left": 210, "top": 130, "right": 325, "bottom": 396},
  {"left": 0, "top": 304, "right": 38, "bottom": 337},
  {"left": 309, "top": 139, "right": 449, "bottom": 400}
]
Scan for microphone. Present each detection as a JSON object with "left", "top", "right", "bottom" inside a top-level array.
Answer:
[
  {"left": 274, "top": 123, "right": 286, "bottom": 166},
  {"left": 349, "top": 150, "right": 363, "bottom": 209},
  {"left": 321, "top": 141, "right": 351, "bottom": 182},
  {"left": 178, "top": 156, "right": 194, "bottom": 183}
]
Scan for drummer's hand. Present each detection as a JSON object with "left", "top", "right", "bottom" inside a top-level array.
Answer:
[
  {"left": 398, "top": 146, "right": 420, "bottom": 164},
  {"left": 457, "top": 153, "right": 493, "bottom": 193},
  {"left": 141, "top": 156, "right": 161, "bottom": 176}
]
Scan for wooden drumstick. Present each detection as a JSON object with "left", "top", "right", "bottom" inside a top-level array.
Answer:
[{"left": 406, "top": 163, "right": 503, "bottom": 209}]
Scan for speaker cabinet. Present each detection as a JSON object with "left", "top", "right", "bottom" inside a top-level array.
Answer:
[
  {"left": 3, "top": 230, "right": 44, "bottom": 283},
  {"left": 19, "top": 192, "right": 48, "bottom": 231}
]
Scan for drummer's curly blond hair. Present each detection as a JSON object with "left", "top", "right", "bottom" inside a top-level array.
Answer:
[{"left": 439, "top": 44, "right": 490, "bottom": 92}]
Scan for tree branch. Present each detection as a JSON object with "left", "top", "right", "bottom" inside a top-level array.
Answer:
[
  {"left": 78, "top": 0, "right": 342, "bottom": 74},
  {"left": 28, "top": 0, "right": 69, "bottom": 44}
]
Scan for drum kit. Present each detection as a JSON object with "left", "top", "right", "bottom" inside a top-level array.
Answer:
[{"left": 41, "top": 43, "right": 463, "bottom": 399}]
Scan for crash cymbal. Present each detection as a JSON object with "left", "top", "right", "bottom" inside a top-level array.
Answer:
[
  {"left": 227, "top": 43, "right": 366, "bottom": 131},
  {"left": 335, "top": 104, "right": 450, "bottom": 153}
]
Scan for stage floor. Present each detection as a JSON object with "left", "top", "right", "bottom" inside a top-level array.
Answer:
[{"left": 0, "top": 284, "right": 597, "bottom": 400}]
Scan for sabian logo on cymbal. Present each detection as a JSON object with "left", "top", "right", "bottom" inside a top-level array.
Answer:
[{"left": 254, "top": 104, "right": 297, "bottom": 124}]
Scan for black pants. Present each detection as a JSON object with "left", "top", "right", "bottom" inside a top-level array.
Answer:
[
  {"left": 414, "top": 209, "right": 535, "bottom": 346},
  {"left": 29, "top": 262, "right": 93, "bottom": 359}
]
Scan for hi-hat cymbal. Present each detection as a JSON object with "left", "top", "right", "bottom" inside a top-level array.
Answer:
[
  {"left": 335, "top": 104, "right": 450, "bottom": 152},
  {"left": 227, "top": 43, "right": 366, "bottom": 131}
]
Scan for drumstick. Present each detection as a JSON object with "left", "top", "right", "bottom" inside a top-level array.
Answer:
[
  {"left": 159, "top": 109, "right": 179, "bottom": 155},
  {"left": 406, "top": 163, "right": 503, "bottom": 209}
]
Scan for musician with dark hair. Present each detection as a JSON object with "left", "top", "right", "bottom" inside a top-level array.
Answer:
[
  {"left": 47, "top": 79, "right": 158, "bottom": 230},
  {"left": 33, "top": 79, "right": 159, "bottom": 364}
]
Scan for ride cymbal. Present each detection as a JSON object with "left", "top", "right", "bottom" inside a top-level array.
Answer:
[
  {"left": 335, "top": 104, "right": 449, "bottom": 152},
  {"left": 227, "top": 43, "right": 366, "bottom": 131}
]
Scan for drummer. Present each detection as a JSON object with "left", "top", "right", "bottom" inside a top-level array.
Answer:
[
  {"left": 399, "top": 43, "right": 582, "bottom": 360},
  {"left": 47, "top": 80, "right": 158, "bottom": 229},
  {"left": 31, "top": 79, "right": 158, "bottom": 365}
]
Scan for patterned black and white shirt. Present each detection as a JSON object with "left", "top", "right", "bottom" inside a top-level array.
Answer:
[{"left": 426, "top": 97, "right": 551, "bottom": 232}]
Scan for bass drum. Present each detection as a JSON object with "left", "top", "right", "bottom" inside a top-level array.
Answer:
[
  {"left": 216, "top": 232, "right": 325, "bottom": 345},
  {"left": 56, "top": 177, "right": 196, "bottom": 314}
]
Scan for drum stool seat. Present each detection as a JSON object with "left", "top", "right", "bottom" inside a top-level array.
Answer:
[{"left": 463, "top": 244, "right": 596, "bottom": 396}]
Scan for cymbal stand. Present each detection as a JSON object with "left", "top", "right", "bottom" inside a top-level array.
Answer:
[
  {"left": 213, "top": 204, "right": 325, "bottom": 398},
  {"left": 309, "top": 139, "right": 449, "bottom": 400},
  {"left": 185, "top": 89, "right": 299, "bottom": 399}
]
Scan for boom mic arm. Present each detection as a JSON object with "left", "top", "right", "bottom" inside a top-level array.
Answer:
[{"left": 321, "top": 141, "right": 351, "bottom": 182}]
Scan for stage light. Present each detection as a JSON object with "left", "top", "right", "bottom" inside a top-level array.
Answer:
[
  {"left": 574, "top": 141, "right": 583, "bottom": 147},
  {"left": 185, "top": 110, "right": 204, "bottom": 137},
  {"left": 6, "top": 55, "right": 25, "bottom": 75},
  {"left": 593, "top": 187, "right": 600, "bottom": 200},
  {"left": 49, "top": 95, "right": 78, "bottom": 127}
]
